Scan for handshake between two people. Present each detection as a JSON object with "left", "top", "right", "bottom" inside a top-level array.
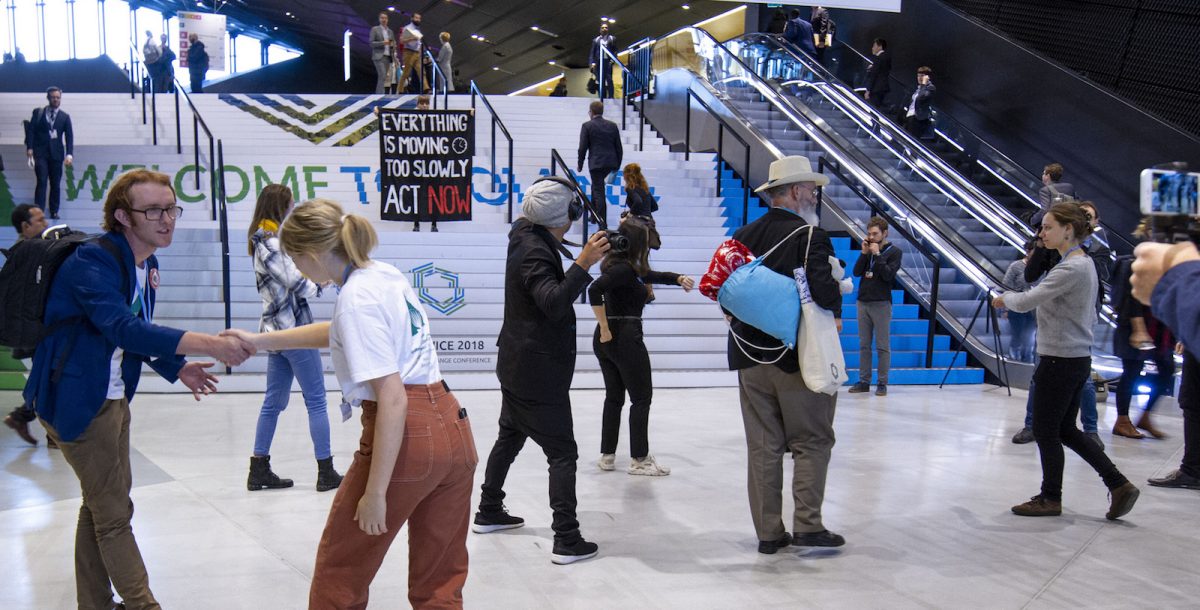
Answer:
[{"left": 178, "top": 324, "right": 331, "bottom": 401}]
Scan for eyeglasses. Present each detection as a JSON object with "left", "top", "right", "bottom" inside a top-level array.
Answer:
[{"left": 129, "top": 205, "right": 183, "bottom": 221}]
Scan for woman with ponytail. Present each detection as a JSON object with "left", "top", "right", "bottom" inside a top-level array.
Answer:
[
  {"left": 227, "top": 198, "right": 477, "bottom": 608},
  {"left": 246, "top": 184, "right": 342, "bottom": 492}
]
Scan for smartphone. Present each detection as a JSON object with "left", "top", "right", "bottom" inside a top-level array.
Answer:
[{"left": 1140, "top": 169, "right": 1200, "bottom": 215}]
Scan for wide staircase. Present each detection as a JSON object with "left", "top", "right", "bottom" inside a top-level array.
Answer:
[{"left": 1, "top": 90, "right": 748, "bottom": 391}]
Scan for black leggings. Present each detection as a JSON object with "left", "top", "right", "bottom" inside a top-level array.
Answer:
[
  {"left": 1116, "top": 355, "right": 1175, "bottom": 417},
  {"left": 593, "top": 319, "right": 653, "bottom": 458},
  {"left": 1031, "top": 355, "right": 1128, "bottom": 501}
]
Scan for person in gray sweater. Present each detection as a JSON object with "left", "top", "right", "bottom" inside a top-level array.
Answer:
[{"left": 993, "top": 203, "right": 1139, "bottom": 520}]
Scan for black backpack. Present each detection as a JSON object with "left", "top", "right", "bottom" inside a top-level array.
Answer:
[{"left": 0, "top": 229, "right": 127, "bottom": 359}]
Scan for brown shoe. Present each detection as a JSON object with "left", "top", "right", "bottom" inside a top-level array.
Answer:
[
  {"left": 1112, "top": 416, "right": 1144, "bottom": 439},
  {"left": 47, "top": 435, "right": 59, "bottom": 449},
  {"left": 4, "top": 414, "right": 38, "bottom": 446},
  {"left": 1106, "top": 482, "right": 1140, "bottom": 520},
  {"left": 1012, "top": 495, "right": 1062, "bottom": 517},
  {"left": 1135, "top": 413, "right": 1166, "bottom": 439}
]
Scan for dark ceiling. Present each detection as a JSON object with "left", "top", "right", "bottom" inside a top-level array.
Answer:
[{"left": 138, "top": 0, "right": 738, "bottom": 92}]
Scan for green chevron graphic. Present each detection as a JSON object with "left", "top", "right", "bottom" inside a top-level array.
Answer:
[
  {"left": 220, "top": 94, "right": 409, "bottom": 147},
  {"left": 0, "top": 169, "right": 16, "bottom": 221}
]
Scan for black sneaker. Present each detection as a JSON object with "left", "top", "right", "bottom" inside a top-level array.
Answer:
[
  {"left": 847, "top": 383, "right": 870, "bottom": 394},
  {"left": 472, "top": 507, "right": 525, "bottom": 533},
  {"left": 792, "top": 530, "right": 845, "bottom": 547},
  {"left": 551, "top": 538, "right": 599, "bottom": 565},
  {"left": 1011, "top": 427, "right": 1034, "bottom": 444},
  {"left": 875, "top": 384, "right": 888, "bottom": 397},
  {"left": 757, "top": 532, "right": 792, "bottom": 554}
]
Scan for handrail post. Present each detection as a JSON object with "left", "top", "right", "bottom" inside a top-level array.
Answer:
[
  {"left": 507, "top": 144, "right": 514, "bottom": 224},
  {"left": 743, "top": 146, "right": 750, "bottom": 226},
  {"left": 927, "top": 253, "right": 941, "bottom": 368},
  {"left": 209, "top": 138, "right": 216, "bottom": 221},
  {"left": 217, "top": 139, "right": 231, "bottom": 374},
  {"left": 490, "top": 118, "right": 497, "bottom": 187},
  {"left": 716, "top": 126, "right": 724, "bottom": 201},
  {"left": 193, "top": 116, "right": 200, "bottom": 189},
  {"left": 174, "top": 88, "right": 182, "bottom": 155},
  {"left": 151, "top": 91, "right": 157, "bottom": 145},
  {"left": 684, "top": 91, "right": 691, "bottom": 161}
]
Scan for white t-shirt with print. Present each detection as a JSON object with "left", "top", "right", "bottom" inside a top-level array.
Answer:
[
  {"left": 330, "top": 261, "right": 441, "bottom": 405},
  {"left": 107, "top": 264, "right": 149, "bottom": 400}
]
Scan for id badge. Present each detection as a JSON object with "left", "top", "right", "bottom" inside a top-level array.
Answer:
[
  {"left": 49, "top": 128, "right": 58, "bottom": 139},
  {"left": 339, "top": 399, "right": 353, "bottom": 422},
  {"left": 866, "top": 271, "right": 874, "bottom": 279}
]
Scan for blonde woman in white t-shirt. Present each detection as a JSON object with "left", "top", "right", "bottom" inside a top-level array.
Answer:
[{"left": 223, "top": 198, "right": 477, "bottom": 609}]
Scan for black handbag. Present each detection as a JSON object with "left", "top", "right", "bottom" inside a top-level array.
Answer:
[{"left": 586, "top": 76, "right": 598, "bottom": 94}]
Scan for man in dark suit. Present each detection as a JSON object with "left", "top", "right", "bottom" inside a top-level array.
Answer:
[
  {"left": 903, "top": 66, "right": 936, "bottom": 140},
  {"left": 782, "top": 9, "right": 817, "bottom": 58},
  {"left": 577, "top": 101, "right": 622, "bottom": 228},
  {"left": 473, "top": 178, "right": 609, "bottom": 565},
  {"left": 864, "top": 38, "right": 892, "bottom": 109},
  {"left": 24, "top": 86, "right": 74, "bottom": 220},
  {"left": 588, "top": 23, "right": 616, "bottom": 99}
]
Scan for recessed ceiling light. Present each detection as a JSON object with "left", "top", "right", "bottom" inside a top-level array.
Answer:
[
  {"left": 547, "top": 60, "right": 556, "bottom": 65},
  {"left": 387, "top": 6, "right": 395, "bottom": 11},
  {"left": 682, "top": 4, "right": 690, "bottom": 9},
  {"left": 530, "top": 26, "right": 539, "bottom": 31},
  {"left": 492, "top": 66, "right": 499, "bottom": 70}
]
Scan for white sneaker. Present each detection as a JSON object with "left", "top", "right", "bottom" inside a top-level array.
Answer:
[
  {"left": 628, "top": 455, "right": 670, "bottom": 476},
  {"left": 598, "top": 454, "right": 615, "bottom": 471}
]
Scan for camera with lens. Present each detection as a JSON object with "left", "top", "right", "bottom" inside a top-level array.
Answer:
[
  {"left": 1140, "top": 163, "right": 1200, "bottom": 244},
  {"left": 605, "top": 229, "right": 628, "bottom": 254}
]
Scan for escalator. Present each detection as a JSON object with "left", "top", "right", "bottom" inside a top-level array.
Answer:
[{"left": 642, "top": 27, "right": 1121, "bottom": 384}]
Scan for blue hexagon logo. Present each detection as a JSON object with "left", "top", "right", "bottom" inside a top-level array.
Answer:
[{"left": 410, "top": 263, "right": 467, "bottom": 315}]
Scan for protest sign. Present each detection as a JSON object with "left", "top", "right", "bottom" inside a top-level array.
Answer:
[{"left": 378, "top": 108, "right": 474, "bottom": 222}]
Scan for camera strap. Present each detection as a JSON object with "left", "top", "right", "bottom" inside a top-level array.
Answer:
[{"left": 555, "top": 240, "right": 577, "bottom": 261}]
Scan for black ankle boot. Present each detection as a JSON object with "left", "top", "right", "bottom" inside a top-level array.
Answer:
[
  {"left": 248, "top": 456, "right": 294, "bottom": 491},
  {"left": 316, "top": 457, "right": 343, "bottom": 492}
]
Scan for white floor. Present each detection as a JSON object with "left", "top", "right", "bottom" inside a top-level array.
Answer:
[{"left": 2, "top": 384, "right": 1197, "bottom": 609}]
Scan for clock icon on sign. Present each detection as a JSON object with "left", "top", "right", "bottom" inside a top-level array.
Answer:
[{"left": 452, "top": 137, "right": 469, "bottom": 155}]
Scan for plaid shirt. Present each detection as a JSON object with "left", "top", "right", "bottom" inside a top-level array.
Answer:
[{"left": 252, "top": 229, "right": 320, "bottom": 333}]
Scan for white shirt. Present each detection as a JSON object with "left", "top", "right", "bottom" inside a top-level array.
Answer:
[
  {"left": 330, "top": 262, "right": 441, "bottom": 405},
  {"left": 107, "top": 264, "right": 149, "bottom": 400}
]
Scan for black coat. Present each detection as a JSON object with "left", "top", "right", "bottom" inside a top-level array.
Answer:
[
  {"left": 906, "top": 82, "right": 935, "bottom": 121},
  {"left": 187, "top": 40, "right": 209, "bottom": 73},
  {"left": 496, "top": 219, "right": 593, "bottom": 399},
  {"left": 727, "top": 208, "right": 842, "bottom": 373},
  {"left": 866, "top": 50, "right": 892, "bottom": 99},
  {"left": 24, "top": 107, "right": 73, "bottom": 161},
  {"left": 626, "top": 187, "right": 656, "bottom": 217},
  {"left": 578, "top": 116, "right": 623, "bottom": 172}
]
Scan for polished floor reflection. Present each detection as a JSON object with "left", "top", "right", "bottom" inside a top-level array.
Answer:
[{"left": 2, "top": 385, "right": 1197, "bottom": 609}]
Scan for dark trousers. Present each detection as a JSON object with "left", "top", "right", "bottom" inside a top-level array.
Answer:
[
  {"left": 594, "top": 320, "right": 653, "bottom": 458},
  {"left": 595, "top": 64, "right": 614, "bottom": 99},
  {"left": 1177, "top": 352, "right": 1200, "bottom": 478},
  {"left": 1031, "top": 356, "right": 1128, "bottom": 502},
  {"left": 34, "top": 155, "right": 63, "bottom": 215},
  {"left": 189, "top": 69, "right": 205, "bottom": 93},
  {"left": 589, "top": 167, "right": 615, "bottom": 228},
  {"left": 479, "top": 387, "right": 581, "bottom": 543},
  {"left": 904, "top": 116, "right": 933, "bottom": 141},
  {"left": 1116, "top": 354, "right": 1175, "bottom": 417}
]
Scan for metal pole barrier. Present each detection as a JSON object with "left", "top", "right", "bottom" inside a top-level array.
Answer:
[
  {"left": 926, "top": 254, "right": 941, "bottom": 368},
  {"left": 743, "top": 146, "right": 750, "bottom": 226},
  {"left": 193, "top": 116, "right": 200, "bottom": 189},
  {"left": 507, "top": 143, "right": 514, "bottom": 224},
  {"left": 174, "top": 88, "right": 181, "bottom": 155},
  {"left": 151, "top": 90, "right": 157, "bottom": 145},
  {"left": 716, "top": 126, "right": 723, "bottom": 200}
]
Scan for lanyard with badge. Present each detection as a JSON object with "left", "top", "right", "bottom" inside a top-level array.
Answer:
[
  {"left": 46, "top": 108, "right": 58, "bottom": 140},
  {"left": 130, "top": 269, "right": 153, "bottom": 322}
]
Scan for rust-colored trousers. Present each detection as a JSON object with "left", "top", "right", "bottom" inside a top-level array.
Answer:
[{"left": 309, "top": 383, "right": 478, "bottom": 609}]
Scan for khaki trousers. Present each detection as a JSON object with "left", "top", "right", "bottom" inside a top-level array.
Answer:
[
  {"left": 42, "top": 399, "right": 160, "bottom": 610},
  {"left": 737, "top": 365, "right": 837, "bottom": 541},
  {"left": 309, "top": 384, "right": 478, "bottom": 609},
  {"left": 398, "top": 49, "right": 426, "bottom": 93}
]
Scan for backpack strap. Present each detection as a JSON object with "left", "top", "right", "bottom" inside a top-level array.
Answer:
[{"left": 757, "top": 224, "right": 809, "bottom": 265}]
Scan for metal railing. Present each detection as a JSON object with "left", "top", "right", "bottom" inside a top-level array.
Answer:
[
  {"left": 469, "top": 81, "right": 516, "bottom": 223},
  {"left": 597, "top": 44, "right": 648, "bottom": 151},
  {"left": 423, "top": 48, "right": 450, "bottom": 109},
  {"left": 820, "top": 155, "right": 943, "bottom": 368},
  {"left": 549, "top": 148, "right": 597, "bottom": 304},
  {"left": 684, "top": 88, "right": 752, "bottom": 227}
]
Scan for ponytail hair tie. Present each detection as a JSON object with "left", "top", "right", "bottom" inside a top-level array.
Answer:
[{"left": 341, "top": 214, "right": 350, "bottom": 223}]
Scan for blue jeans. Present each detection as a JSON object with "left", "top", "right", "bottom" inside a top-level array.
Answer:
[
  {"left": 253, "top": 349, "right": 332, "bottom": 460},
  {"left": 1024, "top": 365, "right": 1098, "bottom": 433}
]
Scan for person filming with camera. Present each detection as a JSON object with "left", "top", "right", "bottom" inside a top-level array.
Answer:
[
  {"left": 473, "top": 177, "right": 610, "bottom": 564},
  {"left": 588, "top": 217, "right": 694, "bottom": 477},
  {"left": 1131, "top": 239, "right": 1200, "bottom": 490}
]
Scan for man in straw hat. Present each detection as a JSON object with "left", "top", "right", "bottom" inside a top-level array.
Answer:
[
  {"left": 729, "top": 156, "right": 846, "bottom": 554},
  {"left": 473, "top": 177, "right": 610, "bottom": 565}
]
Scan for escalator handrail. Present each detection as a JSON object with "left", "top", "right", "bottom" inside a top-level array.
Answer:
[
  {"left": 754, "top": 33, "right": 1032, "bottom": 250},
  {"left": 832, "top": 37, "right": 1137, "bottom": 253},
  {"left": 678, "top": 26, "right": 1011, "bottom": 290}
]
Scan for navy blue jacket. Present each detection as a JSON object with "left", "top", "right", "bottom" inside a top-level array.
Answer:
[
  {"left": 24, "top": 231, "right": 187, "bottom": 441},
  {"left": 1151, "top": 260, "right": 1200, "bottom": 359},
  {"left": 578, "top": 116, "right": 623, "bottom": 172},
  {"left": 24, "top": 106, "right": 74, "bottom": 161},
  {"left": 784, "top": 17, "right": 817, "bottom": 57}
]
